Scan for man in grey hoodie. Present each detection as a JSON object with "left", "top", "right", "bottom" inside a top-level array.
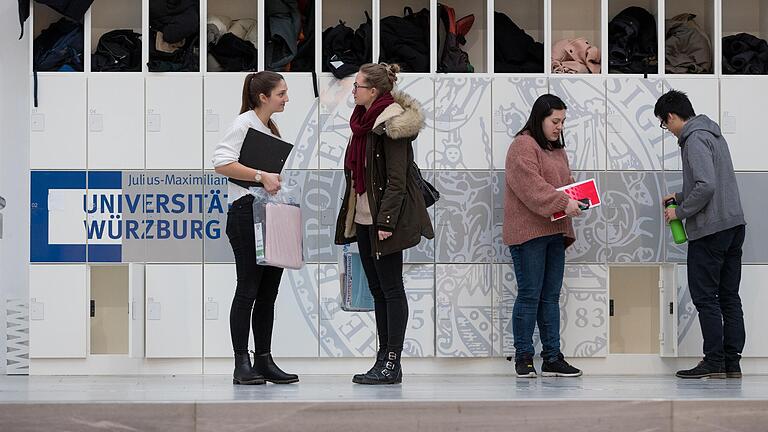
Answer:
[{"left": 655, "top": 90, "right": 747, "bottom": 379}]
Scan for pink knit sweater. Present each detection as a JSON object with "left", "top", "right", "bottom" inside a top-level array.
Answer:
[{"left": 503, "top": 133, "right": 576, "bottom": 247}]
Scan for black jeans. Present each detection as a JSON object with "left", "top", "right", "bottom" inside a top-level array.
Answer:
[
  {"left": 226, "top": 194, "right": 284, "bottom": 355},
  {"left": 356, "top": 224, "right": 408, "bottom": 353},
  {"left": 687, "top": 224, "right": 746, "bottom": 365}
]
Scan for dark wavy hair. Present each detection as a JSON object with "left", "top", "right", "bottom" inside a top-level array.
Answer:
[{"left": 516, "top": 94, "right": 567, "bottom": 151}]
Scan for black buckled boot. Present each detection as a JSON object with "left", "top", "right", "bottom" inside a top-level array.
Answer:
[
  {"left": 353, "top": 349, "right": 386, "bottom": 384},
  {"left": 233, "top": 352, "right": 265, "bottom": 385},
  {"left": 252, "top": 352, "right": 299, "bottom": 384},
  {"left": 354, "top": 351, "right": 402, "bottom": 385}
]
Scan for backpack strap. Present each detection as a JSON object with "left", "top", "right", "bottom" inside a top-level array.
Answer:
[
  {"left": 456, "top": 15, "right": 475, "bottom": 39},
  {"left": 442, "top": 5, "right": 457, "bottom": 35}
]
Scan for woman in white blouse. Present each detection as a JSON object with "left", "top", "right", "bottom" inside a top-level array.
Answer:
[{"left": 212, "top": 71, "right": 297, "bottom": 385}]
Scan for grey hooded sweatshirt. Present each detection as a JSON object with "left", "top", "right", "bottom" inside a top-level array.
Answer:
[{"left": 674, "top": 114, "right": 746, "bottom": 241}]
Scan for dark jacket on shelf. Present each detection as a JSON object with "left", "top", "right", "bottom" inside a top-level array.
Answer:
[
  {"left": 608, "top": 6, "right": 657, "bottom": 74},
  {"left": 149, "top": 0, "right": 199, "bottom": 44},
  {"left": 335, "top": 91, "right": 434, "bottom": 258},
  {"left": 209, "top": 33, "right": 258, "bottom": 72},
  {"left": 92, "top": 29, "right": 142, "bottom": 72},
  {"left": 494, "top": 11, "right": 543, "bottom": 73},
  {"left": 265, "top": 0, "right": 302, "bottom": 70},
  {"left": 723, "top": 33, "right": 768, "bottom": 75}
]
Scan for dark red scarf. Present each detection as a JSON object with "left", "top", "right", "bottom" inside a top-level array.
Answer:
[{"left": 345, "top": 92, "right": 395, "bottom": 194}]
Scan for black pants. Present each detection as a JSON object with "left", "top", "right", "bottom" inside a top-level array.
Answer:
[
  {"left": 226, "top": 194, "right": 284, "bottom": 355},
  {"left": 356, "top": 224, "right": 408, "bottom": 353},
  {"left": 687, "top": 224, "right": 746, "bottom": 365}
]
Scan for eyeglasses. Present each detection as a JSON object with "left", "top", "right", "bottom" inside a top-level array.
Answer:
[
  {"left": 660, "top": 121, "right": 669, "bottom": 130},
  {"left": 353, "top": 82, "right": 372, "bottom": 92}
]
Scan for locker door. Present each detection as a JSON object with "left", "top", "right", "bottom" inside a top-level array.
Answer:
[
  {"left": 128, "top": 263, "right": 145, "bottom": 358},
  {"left": 720, "top": 78, "right": 768, "bottom": 171},
  {"left": 202, "top": 264, "right": 253, "bottom": 357},
  {"left": 606, "top": 77, "right": 664, "bottom": 171},
  {"left": 660, "top": 264, "right": 678, "bottom": 357},
  {"left": 145, "top": 264, "right": 203, "bottom": 358},
  {"left": 29, "top": 265, "right": 87, "bottom": 358},
  {"left": 272, "top": 265, "right": 319, "bottom": 357},
  {"left": 146, "top": 76, "right": 203, "bottom": 169},
  {"left": 203, "top": 74, "right": 246, "bottom": 170},
  {"left": 88, "top": 75, "right": 145, "bottom": 169},
  {"left": 30, "top": 75, "right": 87, "bottom": 169},
  {"left": 740, "top": 266, "right": 768, "bottom": 357}
]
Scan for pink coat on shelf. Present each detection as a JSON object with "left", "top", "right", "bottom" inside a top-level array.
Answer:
[{"left": 551, "top": 38, "right": 601, "bottom": 74}]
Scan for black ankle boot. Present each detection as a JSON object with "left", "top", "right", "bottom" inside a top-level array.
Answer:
[
  {"left": 252, "top": 352, "right": 299, "bottom": 384},
  {"left": 354, "top": 351, "right": 402, "bottom": 385},
  {"left": 233, "top": 352, "right": 265, "bottom": 385},
  {"left": 353, "top": 349, "right": 386, "bottom": 384}
]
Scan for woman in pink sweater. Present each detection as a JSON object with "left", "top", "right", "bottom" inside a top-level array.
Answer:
[{"left": 504, "top": 94, "right": 585, "bottom": 378}]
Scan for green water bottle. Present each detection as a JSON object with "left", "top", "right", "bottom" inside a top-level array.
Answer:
[{"left": 664, "top": 198, "right": 688, "bottom": 244}]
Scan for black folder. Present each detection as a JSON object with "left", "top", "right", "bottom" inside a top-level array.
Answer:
[{"left": 229, "top": 128, "right": 294, "bottom": 189}]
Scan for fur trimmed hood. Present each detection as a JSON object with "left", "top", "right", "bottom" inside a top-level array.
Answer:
[{"left": 372, "top": 91, "right": 425, "bottom": 140}]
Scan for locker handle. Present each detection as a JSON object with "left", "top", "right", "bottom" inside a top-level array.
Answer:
[
  {"left": 669, "top": 302, "right": 674, "bottom": 315},
  {"left": 90, "top": 300, "right": 95, "bottom": 318},
  {"left": 609, "top": 299, "right": 614, "bottom": 317}
]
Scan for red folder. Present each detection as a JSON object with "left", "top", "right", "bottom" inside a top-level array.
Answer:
[{"left": 551, "top": 178, "right": 601, "bottom": 221}]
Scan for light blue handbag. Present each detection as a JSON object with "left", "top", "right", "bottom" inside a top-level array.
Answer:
[{"left": 340, "top": 244, "right": 374, "bottom": 312}]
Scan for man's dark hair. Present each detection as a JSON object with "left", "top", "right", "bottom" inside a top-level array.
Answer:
[
  {"left": 517, "top": 94, "right": 567, "bottom": 150},
  {"left": 654, "top": 90, "right": 696, "bottom": 123}
]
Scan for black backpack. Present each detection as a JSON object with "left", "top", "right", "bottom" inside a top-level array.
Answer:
[
  {"left": 322, "top": 12, "right": 372, "bottom": 78},
  {"left": 379, "top": 7, "right": 430, "bottom": 72},
  {"left": 437, "top": 3, "right": 474, "bottom": 73},
  {"left": 92, "top": 29, "right": 142, "bottom": 72}
]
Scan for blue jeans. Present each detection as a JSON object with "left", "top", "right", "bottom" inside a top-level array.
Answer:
[{"left": 509, "top": 234, "right": 565, "bottom": 363}]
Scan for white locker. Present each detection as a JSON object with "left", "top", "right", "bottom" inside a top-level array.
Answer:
[
  {"left": 128, "top": 263, "right": 145, "bottom": 358},
  {"left": 662, "top": 78, "right": 719, "bottom": 171},
  {"left": 606, "top": 77, "right": 664, "bottom": 170},
  {"left": 720, "top": 78, "right": 768, "bottom": 171},
  {"left": 203, "top": 74, "right": 247, "bottom": 170},
  {"left": 660, "top": 264, "right": 678, "bottom": 357},
  {"left": 434, "top": 76, "right": 493, "bottom": 170},
  {"left": 30, "top": 75, "right": 87, "bottom": 169},
  {"left": 146, "top": 76, "right": 203, "bottom": 169},
  {"left": 88, "top": 75, "right": 145, "bottom": 169},
  {"left": 145, "top": 264, "right": 203, "bottom": 358},
  {"left": 29, "top": 265, "right": 88, "bottom": 358},
  {"left": 736, "top": 265, "right": 768, "bottom": 357},
  {"left": 271, "top": 265, "right": 320, "bottom": 357},
  {"left": 202, "top": 264, "right": 253, "bottom": 357}
]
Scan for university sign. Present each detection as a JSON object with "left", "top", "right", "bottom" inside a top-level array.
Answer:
[{"left": 31, "top": 171, "right": 234, "bottom": 263}]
